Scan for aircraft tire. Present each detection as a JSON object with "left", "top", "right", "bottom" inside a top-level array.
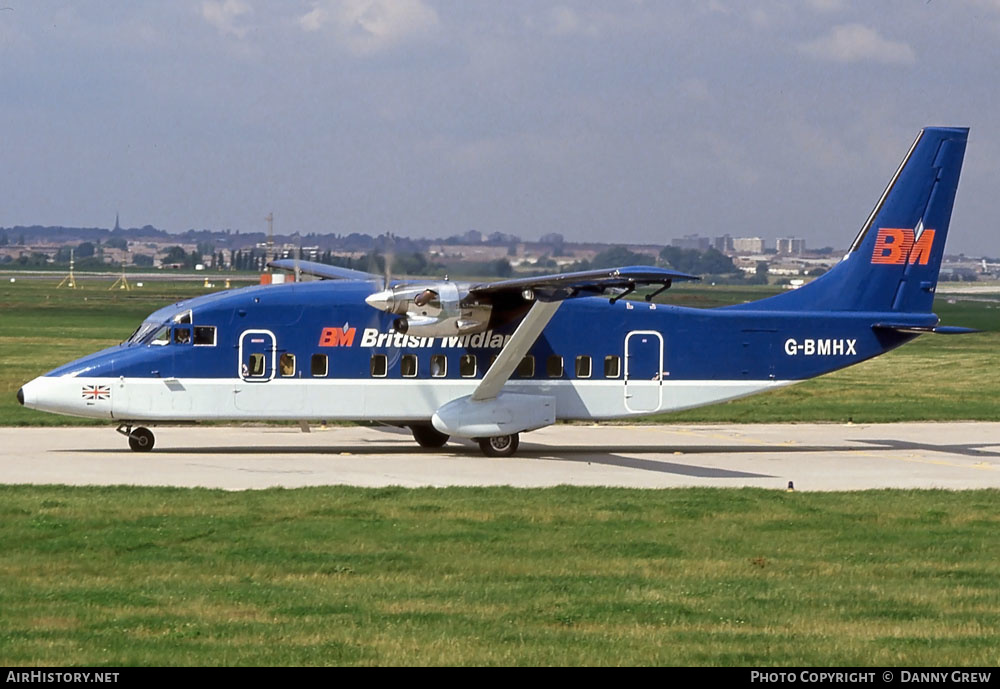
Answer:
[
  {"left": 411, "top": 424, "right": 449, "bottom": 448},
  {"left": 478, "top": 433, "right": 519, "bottom": 458},
  {"left": 128, "top": 427, "right": 155, "bottom": 452}
]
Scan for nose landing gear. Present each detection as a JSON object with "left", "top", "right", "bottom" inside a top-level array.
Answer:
[{"left": 116, "top": 424, "right": 155, "bottom": 452}]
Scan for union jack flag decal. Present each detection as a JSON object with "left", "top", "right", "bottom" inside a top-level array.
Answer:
[{"left": 82, "top": 385, "right": 110, "bottom": 401}]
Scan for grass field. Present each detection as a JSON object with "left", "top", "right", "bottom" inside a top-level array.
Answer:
[
  {"left": 1, "top": 485, "right": 998, "bottom": 666},
  {"left": 1, "top": 277, "right": 997, "bottom": 426}
]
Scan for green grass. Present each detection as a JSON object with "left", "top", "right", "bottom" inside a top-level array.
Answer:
[
  {"left": 1, "top": 485, "right": 998, "bottom": 666},
  {"left": 1, "top": 278, "right": 997, "bottom": 425}
]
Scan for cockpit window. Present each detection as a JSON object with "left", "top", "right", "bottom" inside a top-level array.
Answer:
[
  {"left": 127, "top": 321, "right": 161, "bottom": 344},
  {"left": 173, "top": 310, "right": 193, "bottom": 325},
  {"left": 173, "top": 327, "right": 192, "bottom": 345},
  {"left": 151, "top": 326, "right": 170, "bottom": 346}
]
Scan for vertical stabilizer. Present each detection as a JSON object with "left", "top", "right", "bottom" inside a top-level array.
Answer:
[{"left": 734, "top": 127, "right": 968, "bottom": 313}]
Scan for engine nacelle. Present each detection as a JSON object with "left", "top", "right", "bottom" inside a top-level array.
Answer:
[
  {"left": 366, "top": 281, "right": 492, "bottom": 337},
  {"left": 431, "top": 393, "right": 556, "bottom": 438}
]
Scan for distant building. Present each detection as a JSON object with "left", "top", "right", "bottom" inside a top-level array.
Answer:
[
  {"left": 733, "top": 237, "right": 766, "bottom": 254},
  {"left": 712, "top": 234, "right": 734, "bottom": 253},
  {"left": 776, "top": 237, "right": 806, "bottom": 256},
  {"left": 671, "top": 234, "right": 711, "bottom": 250}
]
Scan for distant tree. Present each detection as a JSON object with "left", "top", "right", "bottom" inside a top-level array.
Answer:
[
  {"left": 0, "top": 231, "right": 7, "bottom": 246},
  {"left": 105, "top": 237, "right": 129, "bottom": 250},
  {"left": 659, "top": 246, "right": 735, "bottom": 274},
  {"left": 592, "top": 246, "right": 655, "bottom": 268},
  {"left": 392, "top": 252, "right": 430, "bottom": 276},
  {"left": 132, "top": 254, "right": 154, "bottom": 267},
  {"left": 490, "top": 258, "right": 513, "bottom": 277},
  {"left": 17, "top": 252, "right": 50, "bottom": 267},
  {"left": 163, "top": 246, "right": 187, "bottom": 264},
  {"left": 742, "top": 260, "right": 770, "bottom": 285},
  {"left": 76, "top": 241, "right": 96, "bottom": 258},
  {"left": 560, "top": 259, "right": 591, "bottom": 273}
]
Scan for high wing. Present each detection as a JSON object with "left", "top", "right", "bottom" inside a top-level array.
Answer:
[
  {"left": 268, "top": 258, "right": 377, "bottom": 281},
  {"left": 465, "top": 265, "right": 698, "bottom": 401},
  {"left": 429, "top": 265, "right": 698, "bottom": 439},
  {"left": 468, "top": 265, "right": 698, "bottom": 303}
]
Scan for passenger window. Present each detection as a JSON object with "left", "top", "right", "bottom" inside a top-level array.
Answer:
[
  {"left": 575, "top": 355, "right": 592, "bottom": 378},
  {"left": 248, "top": 353, "right": 265, "bottom": 376},
  {"left": 516, "top": 355, "right": 534, "bottom": 378},
  {"left": 173, "top": 327, "right": 191, "bottom": 345},
  {"left": 459, "top": 354, "right": 477, "bottom": 378},
  {"left": 371, "top": 354, "right": 387, "bottom": 378},
  {"left": 401, "top": 354, "right": 418, "bottom": 378},
  {"left": 487, "top": 354, "right": 499, "bottom": 372},
  {"left": 311, "top": 354, "right": 328, "bottom": 377},
  {"left": 430, "top": 355, "right": 447, "bottom": 378},
  {"left": 604, "top": 355, "right": 621, "bottom": 378},
  {"left": 279, "top": 353, "right": 296, "bottom": 377},
  {"left": 193, "top": 326, "right": 216, "bottom": 346},
  {"left": 546, "top": 355, "right": 563, "bottom": 378}
]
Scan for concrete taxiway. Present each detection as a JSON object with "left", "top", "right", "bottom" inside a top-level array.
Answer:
[{"left": 1, "top": 422, "right": 999, "bottom": 491}]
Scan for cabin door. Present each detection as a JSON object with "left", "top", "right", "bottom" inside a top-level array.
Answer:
[
  {"left": 624, "top": 330, "right": 663, "bottom": 413},
  {"left": 235, "top": 329, "right": 278, "bottom": 412},
  {"left": 239, "top": 330, "right": 276, "bottom": 381}
]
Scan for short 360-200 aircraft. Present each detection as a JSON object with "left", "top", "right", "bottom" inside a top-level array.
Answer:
[{"left": 18, "top": 127, "right": 975, "bottom": 456}]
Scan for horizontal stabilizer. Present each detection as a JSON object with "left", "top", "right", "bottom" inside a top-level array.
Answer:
[{"left": 873, "top": 323, "right": 980, "bottom": 335}]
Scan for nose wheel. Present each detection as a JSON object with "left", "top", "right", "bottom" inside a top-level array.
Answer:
[
  {"left": 477, "top": 433, "right": 519, "bottom": 457},
  {"left": 117, "top": 424, "right": 155, "bottom": 452}
]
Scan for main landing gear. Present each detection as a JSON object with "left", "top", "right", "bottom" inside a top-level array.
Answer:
[
  {"left": 117, "top": 424, "right": 155, "bottom": 452},
  {"left": 409, "top": 425, "right": 521, "bottom": 457},
  {"left": 410, "top": 424, "right": 450, "bottom": 449},
  {"left": 477, "top": 433, "right": 519, "bottom": 458}
]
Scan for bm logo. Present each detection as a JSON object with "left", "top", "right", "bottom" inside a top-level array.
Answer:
[
  {"left": 319, "top": 326, "right": 356, "bottom": 347},
  {"left": 871, "top": 227, "right": 936, "bottom": 265}
]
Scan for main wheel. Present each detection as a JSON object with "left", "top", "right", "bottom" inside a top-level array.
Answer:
[
  {"left": 128, "top": 427, "right": 155, "bottom": 452},
  {"left": 478, "top": 433, "right": 519, "bottom": 458},
  {"left": 411, "top": 424, "right": 449, "bottom": 448}
]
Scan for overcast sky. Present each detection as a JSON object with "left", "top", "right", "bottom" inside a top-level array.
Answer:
[{"left": 1, "top": 1, "right": 998, "bottom": 254}]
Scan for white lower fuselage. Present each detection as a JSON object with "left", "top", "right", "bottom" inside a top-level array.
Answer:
[{"left": 21, "top": 375, "right": 792, "bottom": 424}]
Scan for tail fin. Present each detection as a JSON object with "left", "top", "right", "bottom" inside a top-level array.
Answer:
[{"left": 738, "top": 126, "right": 968, "bottom": 313}]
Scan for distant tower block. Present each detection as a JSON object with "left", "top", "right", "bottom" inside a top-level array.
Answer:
[{"left": 57, "top": 248, "right": 77, "bottom": 289}]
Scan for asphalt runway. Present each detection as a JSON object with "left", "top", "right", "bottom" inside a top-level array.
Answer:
[{"left": 2, "top": 422, "right": 999, "bottom": 491}]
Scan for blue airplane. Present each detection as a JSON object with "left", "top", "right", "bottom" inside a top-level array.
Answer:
[{"left": 17, "top": 127, "right": 975, "bottom": 456}]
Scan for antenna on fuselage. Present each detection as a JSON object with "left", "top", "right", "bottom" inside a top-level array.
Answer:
[{"left": 57, "top": 248, "right": 77, "bottom": 289}]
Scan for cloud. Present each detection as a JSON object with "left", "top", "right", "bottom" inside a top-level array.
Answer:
[
  {"left": 201, "top": 0, "right": 253, "bottom": 38},
  {"left": 797, "top": 24, "right": 916, "bottom": 64},
  {"left": 547, "top": 6, "right": 601, "bottom": 37},
  {"left": 298, "top": 0, "right": 440, "bottom": 55}
]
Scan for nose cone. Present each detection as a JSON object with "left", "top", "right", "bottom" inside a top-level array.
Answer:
[
  {"left": 17, "top": 387, "right": 24, "bottom": 406},
  {"left": 365, "top": 289, "right": 394, "bottom": 312}
]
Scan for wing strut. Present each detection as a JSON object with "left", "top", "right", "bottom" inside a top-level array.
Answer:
[{"left": 470, "top": 300, "right": 562, "bottom": 402}]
